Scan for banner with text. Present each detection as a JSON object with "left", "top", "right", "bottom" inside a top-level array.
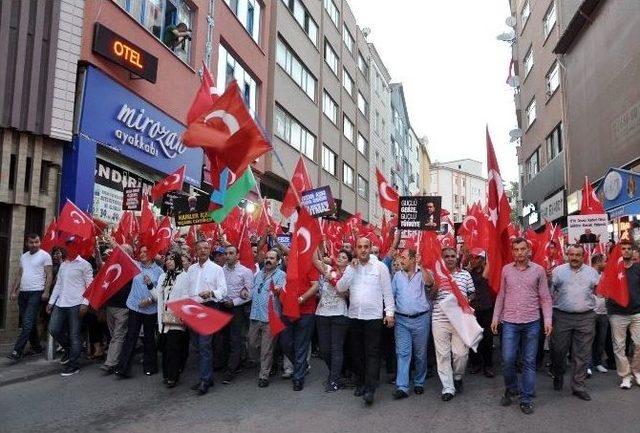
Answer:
[
  {"left": 301, "top": 186, "right": 336, "bottom": 218},
  {"left": 568, "top": 214, "right": 609, "bottom": 245},
  {"left": 398, "top": 196, "right": 441, "bottom": 231}
]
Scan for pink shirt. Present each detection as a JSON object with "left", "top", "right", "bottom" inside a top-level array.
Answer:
[{"left": 492, "top": 261, "right": 553, "bottom": 326}]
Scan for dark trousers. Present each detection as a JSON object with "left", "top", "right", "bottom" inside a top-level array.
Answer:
[
  {"left": 551, "top": 310, "right": 595, "bottom": 392},
  {"left": 592, "top": 314, "right": 609, "bottom": 366},
  {"left": 316, "top": 315, "right": 350, "bottom": 383},
  {"left": 280, "top": 314, "right": 316, "bottom": 382},
  {"left": 117, "top": 310, "right": 158, "bottom": 375},
  {"left": 14, "top": 291, "right": 43, "bottom": 355},
  {"left": 470, "top": 308, "right": 494, "bottom": 368},
  {"left": 161, "top": 330, "right": 189, "bottom": 382},
  {"left": 349, "top": 318, "right": 382, "bottom": 392},
  {"left": 225, "top": 305, "right": 248, "bottom": 373},
  {"left": 381, "top": 324, "right": 396, "bottom": 374},
  {"left": 48, "top": 305, "right": 82, "bottom": 369}
]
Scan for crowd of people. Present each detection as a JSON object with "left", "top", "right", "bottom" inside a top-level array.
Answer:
[{"left": 6, "top": 227, "right": 640, "bottom": 414}]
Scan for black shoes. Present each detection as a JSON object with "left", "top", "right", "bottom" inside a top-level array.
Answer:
[
  {"left": 114, "top": 370, "right": 131, "bottom": 379},
  {"left": 196, "top": 380, "right": 213, "bottom": 395},
  {"left": 553, "top": 377, "right": 563, "bottom": 391},
  {"left": 60, "top": 351, "right": 70, "bottom": 365},
  {"left": 165, "top": 380, "right": 177, "bottom": 388},
  {"left": 414, "top": 386, "right": 424, "bottom": 395},
  {"left": 469, "top": 365, "right": 482, "bottom": 375},
  {"left": 454, "top": 379, "right": 463, "bottom": 393},
  {"left": 258, "top": 378, "right": 269, "bottom": 388},
  {"left": 7, "top": 351, "right": 20, "bottom": 364},
  {"left": 292, "top": 380, "right": 304, "bottom": 391},
  {"left": 325, "top": 380, "right": 339, "bottom": 392},
  {"left": 500, "top": 389, "right": 518, "bottom": 406},
  {"left": 354, "top": 386, "right": 366, "bottom": 397},
  {"left": 520, "top": 402, "right": 534, "bottom": 414},
  {"left": 362, "top": 390, "right": 375, "bottom": 405},
  {"left": 61, "top": 366, "right": 79, "bottom": 377},
  {"left": 392, "top": 389, "right": 408, "bottom": 400},
  {"left": 484, "top": 368, "right": 495, "bottom": 378},
  {"left": 441, "top": 393, "right": 454, "bottom": 402},
  {"left": 572, "top": 390, "right": 592, "bottom": 401},
  {"left": 222, "top": 372, "right": 234, "bottom": 385}
]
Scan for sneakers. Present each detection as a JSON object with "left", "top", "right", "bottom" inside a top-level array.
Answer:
[
  {"left": 258, "top": 378, "right": 269, "bottom": 388},
  {"left": 520, "top": 402, "right": 535, "bottom": 415},
  {"left": 281, "top": 371, "right": 292, "bottom": 379},
  {"left": 59, "top": 351, "right": 70, "bottom": 365},
  {"left": 325, "top": 380, "right": 339, "bottom": 392},
  {"left": 620, "top": 376, "right": 632, "bottom": 389},
  {"left": 586, "top": 368, "right": 592, "bottom": 378},
  {"left": 7, "top": 350, "right": 21, "bottom": 363},
  {"left": 222, "top": 372, "right": 234, "bottom": 385},
  {"left": 633, "top": 373, "right": 640, "bottom": 386},
  {"left": 392, "top": 389, "right": 408, "bottom": 400},
  {"left": 595, "top": 365, "right": 608, "bottom": 373},
  {"left": 61, "top": 366, "right": 79, "bottom": 377}
]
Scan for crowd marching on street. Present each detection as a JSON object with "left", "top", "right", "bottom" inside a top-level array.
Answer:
[{"left": 6, "top": 212, "right": 640, "bottom": 415}]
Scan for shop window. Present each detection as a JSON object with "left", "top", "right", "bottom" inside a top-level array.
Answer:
[{"left": 115, "top": 0, "right": 194, "bottom": 64}]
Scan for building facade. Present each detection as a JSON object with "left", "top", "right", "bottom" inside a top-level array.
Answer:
[
  {"left": 407, "top": 127, "right": 422, "bottom": 195},
  {"left": 0, "top": 0, "right": 84, "bottom": 338},
  {"left": 418, "top": 136, "right": 432, "bottom": 196},
  {"left": 509, "top": 0, "right": 566, "bottom": 229},
  {"left": 390, "top": 83, "right": 411, "bottom": 195},
  {"left": 429, "top": 159, "right": 487, "bottom": 223}
]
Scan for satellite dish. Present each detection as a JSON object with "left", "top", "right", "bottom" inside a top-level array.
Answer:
[
  {"left": 505, "top": 16, "right": 517, "bottom": 27},
  {"left": 506, "top": 75, "right": 521, "bottom": 88},
  {"left": 509, "top": 128, "right": 523, "bottom": 142},
  {"left": 362, "top": 27, "right": 371, "bottom": 38},
  {"left": 496, "top": 31, "right": 516, "bottom": 42}
]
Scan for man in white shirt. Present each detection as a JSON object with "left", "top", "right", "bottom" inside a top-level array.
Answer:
[
  {"left": 46, "top": 239, "right": 93, "bottom": 377},
  {"left": 187, "top": 240, "right": 227, "bottom": 395},
  {"left": 337, "top": 237, "right": 394, "bottom": 406},
  {"left": 221, "top": 245, "right": 254, "bottom": 384},
  {"left": 8, "top": 234, "right": 53, "bottom": 362}
]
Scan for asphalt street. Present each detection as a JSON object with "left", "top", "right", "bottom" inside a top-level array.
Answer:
[{"left": 1, "top": 355, "right": 639, "bottom": 433}]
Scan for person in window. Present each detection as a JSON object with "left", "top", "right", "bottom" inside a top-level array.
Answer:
[{"left": 163, "top": 22, "right": 191, "bottom": 51}]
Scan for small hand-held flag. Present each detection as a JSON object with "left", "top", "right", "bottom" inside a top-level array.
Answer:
[
  {"left": 58, "top": 200, "right": 94, "bottom": 239},
  {"left": 167, "top": 299, "right": 233, "bottom": 335},
  {"left": 596, "top": 244, "right": 629, "bottom": 307},
  {"left": 150, "top": 165, "right": 186, "bottom": 201},
  {"left": 375, "top": 168, "right": 399, "bottom": 213},
  {"left": 83, "top": 246, "right": 141, "bottom": 310}
]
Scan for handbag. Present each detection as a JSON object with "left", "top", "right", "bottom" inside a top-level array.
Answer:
[{"left": 160, "top": 272, "right": 183, "bottom": 327}]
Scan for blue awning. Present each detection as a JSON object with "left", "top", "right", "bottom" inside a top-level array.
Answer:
[{"left": 608, "top": 199, "right": 640, "bottom": 219}]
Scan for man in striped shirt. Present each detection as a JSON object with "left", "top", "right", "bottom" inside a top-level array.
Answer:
[{"left": 430, "top": 247, "right": 475, "bottom": 401}]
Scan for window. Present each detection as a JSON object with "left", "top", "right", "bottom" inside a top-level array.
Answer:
[
  {"left": 521, "top": 0, "right": 530, "bottom": 28},
  {"left": 322, "top": 145, "right": 337, "bottom": 175},
  {"left": 357, "top": 133, "right": 368, "bottom": 156},
  {"left": 358, "top": 52, "right": 368, "bottom": 77},
  {"left": 343, "top": 25, "right": 354, "bottom": 54},
  {"left": 374, "top": 110, "right": 380, "bottom": 134},
  {"left": 277, "top": 38, "right": 317, "bottom": 100},
  {"left": 115, "top": 0, "right": 194, "bottom": 64},
  {"left": 342, "top": 68, "right": 354, "bottom": 96},
  {"left": 392, "top": 138, "right": 400, "bottom": 157},
  {"left": 281, "top": 0, "right": 318, "bottom": 46},
  {"left": 543, "top": 2, "right": 557, "bottom": 38},
  {"left": 357, "top": 175, "right": 368, "bottom": 198},
  {"left": 324, "top": 39, "right": 339, "bottom": 75},
  {"left": 523, "top": 47, "right": 533, "bottom": 77},
  {"left": 225, "top": 0, "right": 262, "bottom": 43},
  {"left": 274, "top": 106, "right": 315, "bottom": 160},
  {"left": 343, "top": 116, "right": 354, "bottom": 142},
  {"left": 357, "top": 92, "right": 368, "bottom": 116},
  {"left": 343, "top": 163, "right": 354, "bottom": 187},
  {"left": 526, "top": 148, "right": 540, "bottom": 181},
  {"left": 525, "top": 98, "right": 536, "bottom": 128},
  {"left": 217, "top": 45, "right": 258, "bottom": 116},
  {"left": 324, "top": 0, "right": 339, "bottom": 28},
  {"left": 546, "top": 123, "right": 563, "bottom": 160},
  {"left": 546, "top": 61, "right": 560, "bottom": 95},
  {"left": 322, "top": 90, "right": 338, "bottom": 124}
]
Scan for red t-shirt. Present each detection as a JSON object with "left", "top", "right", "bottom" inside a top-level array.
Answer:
[{"left": 299, "top": 267, "right": 320, "bottom": 315}]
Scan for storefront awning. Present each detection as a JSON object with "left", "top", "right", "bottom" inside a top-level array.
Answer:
[{"left": 609, "top": 199, "right": 640, "bottom": 219}]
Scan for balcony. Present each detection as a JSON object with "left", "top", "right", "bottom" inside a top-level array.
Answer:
[{"left": 522, "top": 152, "right": 565, "bottom": 205}]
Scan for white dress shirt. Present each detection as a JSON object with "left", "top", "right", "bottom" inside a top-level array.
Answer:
[
  {"left": 48, "top": 256, "right": 93, "bottom": 307},
  {"left": 187, "top": 259, "right": 227, "bottom": 303},
  {"left": 337, "top": 255, "right": 394, "bottom": 320},
  {"left": 223, "top": 262, "right": 254, "bottom": 306}
]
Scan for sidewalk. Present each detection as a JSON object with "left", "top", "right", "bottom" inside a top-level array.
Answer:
[{"left": 0, "top": 354, "right": 62, "bottom": 387}]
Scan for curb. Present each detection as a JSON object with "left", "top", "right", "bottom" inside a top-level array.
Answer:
[{"left": 0, "top": 363, "right": 61, "bottom": 387}]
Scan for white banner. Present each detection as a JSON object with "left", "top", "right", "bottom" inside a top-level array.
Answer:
[{"left": 568, "top": 214, "right": 608, "bottom": 245}]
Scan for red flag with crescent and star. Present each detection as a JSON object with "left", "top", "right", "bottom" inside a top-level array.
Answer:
[
  {"left": 268, "top": 281, "right": 286, "bottom": 337},
  {"left": 83, "top": 246, "right": 141, "bottom": 310},
  {"left": 186, "top": 61, "right": 220, "bottom": 125},
  {"left": 150, "top": 165, "right": 186, "bottom": 201},
  {"left": 281, "top": 156, "right": 313, "bottom": 219},
  {"left": 147, "top": 216, "right": 173, "bottom": 258},
  {"left": 486, "top": 126, "right": 512, "bottom": 296},
  {"left": 57, "top": 200, "right": 94, "bottom": 240},
  {"left": 580, "top": 176, "right": 605, "bottom": 215},
  {"left": 41, "top": 219, "right": 58, "bottom": 253},
  {"left": 167, "top": 298, "right": 233, "bottom": 335},
  {"left": 596, "top": 243, "right": 629, "bottom": 307},
  {"left": 376, "top": 168, "right": 399, "bottom": 213}
]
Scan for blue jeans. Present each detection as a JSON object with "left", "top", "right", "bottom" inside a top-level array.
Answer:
[
  {"left": 280, "top": 314, "right": 316, "bottom": 382},
  {"left": 192, "top": 331, "right": 214, "bottom": 383},
  {"left": 48, "top": 305, "right": 82, "bottom": 369},
  {"left": 501, "top": 320, "right": 541, "bottom": 404},
  {"left": 395, "top": 313, "right": 430, "bottom": 392},
  {"left": 14, "top": 291, "right": 43, "bottom": 355}
]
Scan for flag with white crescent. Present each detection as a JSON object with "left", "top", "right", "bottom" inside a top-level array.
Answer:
[
  {"left": 281, "top": 156, "right": 312, "bottom": 219},
  {"left": 167, "top": 298, "right": 233, "bottom": 335},
  {"left": 375, "top": 168, "right": 399, "bottom": 213},
  {"left": 57, "top": 199, "right": 94, "bottom": 240},
  {"left": 150, "top": 165, "right": 186, "bottom": 201},
  {"left": 83, "top": 246, "right": 141, "bottom": 310},
  {"left": 596, "top": 243, "right": 629, "bottom": 307}
]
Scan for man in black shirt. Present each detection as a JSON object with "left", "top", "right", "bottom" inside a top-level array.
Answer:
[
  {"left": 607, "top": 241, "right": 640, "bottom": 389},
  {"left": 467, "top": 248, "right": 495, "bottom": 378}
]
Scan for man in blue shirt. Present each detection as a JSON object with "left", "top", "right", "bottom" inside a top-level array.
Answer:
[
  {"left": 248, "top": 249, "right": 286, "bottom": 388},
  {"left": 391, "top": 248, "right": 434, "bottom": 399},
  {"left": 115, "top": 246, "right": 163, "bottom": 378}
]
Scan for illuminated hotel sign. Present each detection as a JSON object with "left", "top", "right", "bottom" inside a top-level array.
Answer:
[{"left": 92, "top": 23, "right": 158, "bottom": 83}]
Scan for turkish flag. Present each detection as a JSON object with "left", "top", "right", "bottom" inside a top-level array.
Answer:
[
  {"left": 58, "top": 200, "right": 93, "bottom": 239},
  {"left": 376, "top": 168, "right": 399, "bottom": 213},
  {"left": 486, "top": 127, "right": 512, "bottom": 295},
  {"left": 83, "top": 246, "right": 141, "bottom": 310},
  {"left": 41, "top": 219, "right": 58, "bottom": 252},
  {"left": 268, "top": 291, "right": 286, "bottom": 337},
  {"left": 150, "top": 165, "right": 186, "bottom": 201},
  {"left": 281, "top": 156, "right": 312, "bottom": 219},
  {"left": 186, "top": 224, "right": 198, "bottom": 255},
  {"left": 532, "top": 222, "right": 564, "bottom": 269},
  {"left": 186, "top": 61, "right": 220, "bottom": 125},
  {"left": 147, "top": 216, "right": 173, "bottom": 258},
  {"left": 167, "top": 299, "right": 233, "bottom": 335},
  {"left": 596, "top": 244, "right": 629, "bottom": 307},
  {"left": 580, "top": 176, "right": 605, "bottom": 215}
]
